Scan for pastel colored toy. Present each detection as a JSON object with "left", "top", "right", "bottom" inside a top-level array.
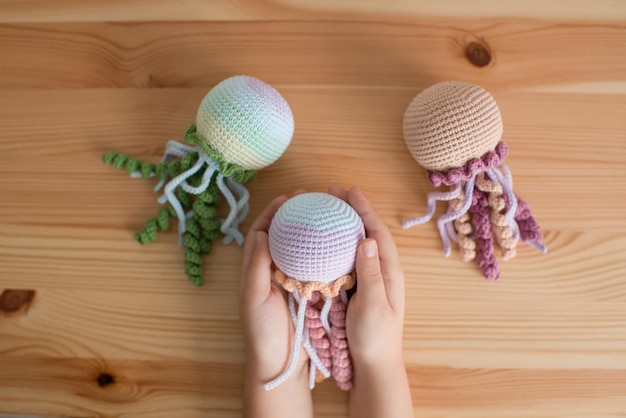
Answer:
[
  {"left": 266, "top": 192, "right": 365, "bottom": 391},
  {"left": 402, "top": 81, "right": 546, "bottom": 280},
  {"left": 103, "top": 76, "right": 294, "bottom": 286}
]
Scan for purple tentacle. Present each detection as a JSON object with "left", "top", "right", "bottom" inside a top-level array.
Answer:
[
  {"left": 470, "top": 189, "right": 500, "bottom": 280},
  {"left": 515, "top": 195, "right": 547, "bottom": 253},
  {"left": 403, "top": 182, "right": 462, "bottom": 229}
]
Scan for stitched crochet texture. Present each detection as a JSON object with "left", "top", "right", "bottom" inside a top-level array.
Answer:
[
  {"left": 402, "top": 81, "right": 545, "bottom": 280},
  {"left": 269, "top": 193, "right": 366, "bottom": 283},
  {"left": 403, "top": 81, "right": 503, "bottom": 171},
  {"left": 266, "top": 193, "right": 365, "bottom": 392},
  {"left": 196, "top": 75, "right": 294, "bottom": 170}
]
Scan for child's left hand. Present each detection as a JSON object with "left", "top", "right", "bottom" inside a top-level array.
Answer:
[{"left": 239, "top": 194, "right": 309, "bottom": 384}]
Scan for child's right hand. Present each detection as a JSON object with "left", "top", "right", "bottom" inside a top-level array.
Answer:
[
  {"left": 328, "top": 185, "right": 406, "bottom": 368},
  {"left": 330, "top": 185, "right": 413, "bottom": 418}
]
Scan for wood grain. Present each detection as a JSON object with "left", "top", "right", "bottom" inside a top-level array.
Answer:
[
  {"left": 1, "top": 21, "right": 625, "bottom": 90},
  {"left": 1, "top": 2, "right": 625, "bottom": 417},
  {"left": 0, "top": 0, "right": 624, "bottom": 22}
]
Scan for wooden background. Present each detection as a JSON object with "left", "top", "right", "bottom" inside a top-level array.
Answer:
[{"left": 1, "top": 0, "right": 626, "bottom": 416}]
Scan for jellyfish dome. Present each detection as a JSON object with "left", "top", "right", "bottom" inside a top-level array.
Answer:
[
  {"left": 266, "top": 192, "right": 365, "bottom": 391},
  {"left": 196, "top": 75, "right": 294, "bottom": 170},
  {"left": 402, "top": 81, "right": 546, "bottom": 280}
]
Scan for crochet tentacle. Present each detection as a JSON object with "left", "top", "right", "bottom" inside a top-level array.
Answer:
[
  {"left": 183, "top": 217, "right": 212, "bottom": 286},
  {"left": 181, "top": 175, "right": 221, "bottom": 286},
  {"left": 476, "top": 173, "right": 517, "bottom": 260},
  {"left": 470, "top": 188, "right": 500, "bottom": 280},
  {"left": 328, "top": 296, "right": 352, "bottom": 391},
  {"left": 194, "top": 181, "right": 222, "bottom": 242},
  {"left": 264, "top": 291, "right": 308, "bottom": 391},
  {"left": 449, "top": 191, "right": 476, "bottom": 262},
  {"left": 305, "top": 295, "right": 333, "bottom": 383},
  {"left": 102, "top": 151, "right": 199, "bottom": 180},
  {"left": 135, "top": 207, "right": 174, "bottom": 245},
  {"left": 515, "top": 195, "right": 545, "bottom": 249}
]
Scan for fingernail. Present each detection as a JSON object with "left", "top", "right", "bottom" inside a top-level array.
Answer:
[{"left": 363, "top": 240, "right": 377, "bottom": 258}]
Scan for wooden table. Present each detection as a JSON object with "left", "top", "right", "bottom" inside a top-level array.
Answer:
[{"left": 1, "top": 1, "right": 625, "bottom": 416}]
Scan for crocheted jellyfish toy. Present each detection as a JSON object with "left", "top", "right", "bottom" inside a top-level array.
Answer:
[
  {"left": 265, "top": 192, "right": 365, "bottom": 391},
  {"left": 402, "top": 81, "right": 546, "bottom": 280},
  {"left": 103, "top": 75, "right": 294, "bottom": 286}
]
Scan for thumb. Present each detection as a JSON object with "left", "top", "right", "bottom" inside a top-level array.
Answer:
[
  {"left": 241, "top": 231, "right": 273, "bottom": 307},
  {"left": 354, "top": 239, "right": 386, "bottom": 306}
]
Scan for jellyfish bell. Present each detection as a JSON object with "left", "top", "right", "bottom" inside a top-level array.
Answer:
[
  {"left": 403, "top": 81, "right": 503, "bottom": 172},
  {"left": 195, "top": 75, "right": 295, "bottom": 171}
]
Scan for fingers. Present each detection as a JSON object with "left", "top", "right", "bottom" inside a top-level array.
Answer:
[
  {"left": 241, "top": 231, "right": 274, "bottom": 307},
  {"left": 354, "top": 239, "right": 386, "bottom": 307},
  {"left": 328, "top": 184, "right": 348, "bottom": 201},
  {"left": 347, "top": 187, "right": 405, "bottom": 313},
  {"left": 242, "top": 195, "right": 288, "bottom": 277}
]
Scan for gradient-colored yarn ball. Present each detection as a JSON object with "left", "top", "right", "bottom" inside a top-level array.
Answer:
[
  {"left": 269, "top": 193, "right": 365, "bottom": 283},
  {"left": 403, "top": 81, "right": 503, "bottom": 172},
  {"left": 196, "top": 75, "right": 295, "bottom": 171}
]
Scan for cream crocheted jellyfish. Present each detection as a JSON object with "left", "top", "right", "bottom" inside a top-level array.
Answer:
[
  {"left": 103, "top": 76, "right": 294, "bottom": 286},
  {"left": 402, "top": 81, "right": 546, "bottom": 280},
  {"left": 265, "top": 192, "right": 365, "bottom": 391}
]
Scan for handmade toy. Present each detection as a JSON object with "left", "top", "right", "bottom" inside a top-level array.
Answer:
[
  {"left": 402, "top": 81, "right": 546, "bottom": 280},
  {"left": 103, "top": 75, "right": 294, "bottom": 286},
  {"left": 266, "top": 192, "right": 365, "bottom": 391}
]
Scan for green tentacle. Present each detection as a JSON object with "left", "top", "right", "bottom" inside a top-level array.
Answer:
[
  {"left": 103, "top": 137, "right": 250, "bottom": 287},
  {"left": 134, "top": 207, "right": 174, "bottom": 245},
  {"left": 183, "top": 218, "right": 213, "bottom": 286},
  {"left": 102, "top": 151, "right": 200, "bottom": 180}
]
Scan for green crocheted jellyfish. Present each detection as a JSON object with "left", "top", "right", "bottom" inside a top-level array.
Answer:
[{"left": 103, "top": 75, "right": 294, "bottom": 286}]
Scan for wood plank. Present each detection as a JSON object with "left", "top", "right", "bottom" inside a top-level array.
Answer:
[
  {"left": 0, "top": 21, "right": 624, "bottom": 89},
  {"left": 0, "top": 0, "right": 624, "bottom": 23},
  {"left": 1, "top": 262, "right": 625, "bottom": 364},
  {"left": 0, "top": 358, "right": 624, "bottom": 417}
]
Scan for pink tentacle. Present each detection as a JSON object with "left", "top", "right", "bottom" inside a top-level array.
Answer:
[
  {"left": 305, "top": 294, "right": 333, "bottom": 377},
  {"left": 515, "top": 195, "right": 544, "bottom": 244},
  {"left": 470, "top": 189, "right": 500, "bottom": 280},
  {"left": 328, "top": 296, "right": 352, "bottom": 391}
]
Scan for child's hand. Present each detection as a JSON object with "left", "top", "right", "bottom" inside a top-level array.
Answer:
[
  {"left": 329, "top": 186, "right": 413, "bottom": 418},
  {"left": 239, "top": 194, "right": 309, "bottom": 384},
  {"left": 239, "top": 194, "right": 313, "bottom": 418},
  {"left": 329, "top": 185, "right": 406, "bottom": 367}
]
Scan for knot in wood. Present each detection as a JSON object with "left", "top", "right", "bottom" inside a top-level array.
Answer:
[
  {"left": 97, "top": 373, "right": 115, "bottom": 387},
  {"left": 0, "top": 289, "right": 35, "bottom": 313},
  {"left": 465, "top": 41, "right": 492, "bottom": 67}
]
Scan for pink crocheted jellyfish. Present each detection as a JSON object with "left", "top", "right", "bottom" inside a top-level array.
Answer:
[
  {"left": 102, "top": 76, "right": 294, "bottom": 286},
  {"left": 402, "top": 81, "right": 546, "bottom": 280},
  {"left": 265, "top": 192, "right": 365, "bottom": 391}
]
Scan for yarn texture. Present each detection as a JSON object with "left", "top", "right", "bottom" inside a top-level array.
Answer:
[
  {"left": 196, "top": 75, "right": 294, "bottom": 171},
  {"left": 265, "top": 193, "right": 365, "bottom": 392},
  {"left": 103, "top": 75, "right": 294, "bottom": 286},
  {"left": 269, "top": 192, "right": 365, "bottom": 283},
  {"left": 402, "top": 81, "right": 546, "bottom": 280},
  {"left": 403, "top": 81, "right": 503, "bottom": 172}
]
